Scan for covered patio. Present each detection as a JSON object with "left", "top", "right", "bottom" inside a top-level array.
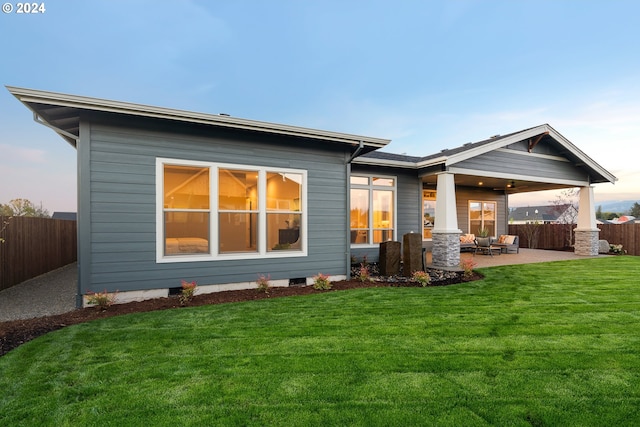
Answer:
[
  {"left": 425, "top": 248, "right": 604, "bottom": 269},
  {"left": 419, "top": 125, "right": 617, "bottom": 267}
]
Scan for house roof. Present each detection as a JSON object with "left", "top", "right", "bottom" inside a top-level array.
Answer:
[
  {"left": 7, "top": 86, "right": 617, "bottom": 189},
  {"left": 6, "top": 86, "right": 390, "bottom": 152},
  {"left": 357, "top": 150, "right": 423, "bottom": 167},
  {"left": 605, "top": 215, "right": 636, "bottom": 224},
  {"left": 509, "top": 204, "right": 575, "bottom": 221},
  {"left": 357, "top": 123, "right": 617, "bottom": 186},
  {"left": 51, "top": 212, "right": 77, "bottom": 221}
]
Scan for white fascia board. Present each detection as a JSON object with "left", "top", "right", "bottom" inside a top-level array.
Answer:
[
  {"left": 445, "top": 125, "right": 550, "bottom": 166},
  {"left": 445, "top": 123, "right": 617, "bottom": 184},
  {"left": 6, "top": 86, "right": 390, "bottom": 148},
  {"left": 416, "top": 155, "right": 448, "bottom": 168},
  {"left": 351, "top": 157, "right": 418, "bottom": 168},
  {"left": 448, "top": 166, "right": 592, "bottom": 187},
  {"left": 545, "top": 125, "right": 618, "bottom": 184}
]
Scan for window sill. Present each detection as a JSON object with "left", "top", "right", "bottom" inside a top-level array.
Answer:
[
  {"left": 156, "top": 250, "right": 307, "bottom": 263},
  {"left": 350, "top": 243, "right": 380, "bottom": 248}
]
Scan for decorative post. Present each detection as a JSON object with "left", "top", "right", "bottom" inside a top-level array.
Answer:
[
  {"left": 432, "top": 172, "right": 462, "bottom": 267},
  {"left": 574, "top": 186, "right": 599, "bottom": 256}
]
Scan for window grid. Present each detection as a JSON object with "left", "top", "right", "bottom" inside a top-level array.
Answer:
[
  {"left": 350, "top": 175, "right": 396, "bottom": 246},
  {"left": 468, "top": 200, "right": 497, "bottom": 237},
  {"left": 157, "top": 158, "right": 306, "bottom": 262}
]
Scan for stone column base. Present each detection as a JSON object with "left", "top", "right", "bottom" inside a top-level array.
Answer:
[
  {"left": 574, "top": 229, "right": 600, "bottom": 256},
  {"left": 432, "top": 231, "right": 461, "bottom": 268}
]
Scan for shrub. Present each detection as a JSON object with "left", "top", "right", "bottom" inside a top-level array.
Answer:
[
  {"left": 411, "top": 270, "right": 431, "bottom": 287},
  {"left": 609, "top": 244, "right": 626, "bottom": 255},
  {"left": 257, "top": 274, "right": 271, "bottom": 293},
  {"left": 179, "top": 280, "right": 197, "bottom": 305},
  {"left": 313, "top": 273, "right": 332, "bottom": 290},
  {"left": 460, "top": 258, "right": 477, "bottom": 279},
  {"left": 356, "top": 263, "right": 372, "bottom": 282},
  {"left": 86, "top": 289, "right": 118, "bottom": 310}
]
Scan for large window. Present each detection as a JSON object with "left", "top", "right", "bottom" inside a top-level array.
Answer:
[
  {"left": 350, "top": 175, "right": 396, "bottom": 245},
  {"left": 163, "top": 165, "right": 211, "bottom": 255},
  {"left": 157, "top": 158, "right": 306, "bottom": 262},
  {"left": 469, "top": 201, "right": 496, "bottom": 237}
]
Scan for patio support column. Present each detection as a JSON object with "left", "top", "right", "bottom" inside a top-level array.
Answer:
[
  {"left": 432, "top": 172, "right": 462, "bottom": 267},
  {"left": 574, "top": 186, "right": 599, "bottom": 256}
]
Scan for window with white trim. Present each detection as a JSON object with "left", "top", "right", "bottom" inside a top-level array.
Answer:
[
  {"left": 157, "top": 158, "right": 306, "bottom": 262},
  {"left": 469, "top": 201, "right": 497, "bottom": 237},
  {"left": 350, "top": 175, "right": 396, "bottom": 245}
]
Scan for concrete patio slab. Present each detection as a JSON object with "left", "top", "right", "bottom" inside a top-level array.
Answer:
[{"left": 426, "top": 248, "right": 604, "bottom": 269}]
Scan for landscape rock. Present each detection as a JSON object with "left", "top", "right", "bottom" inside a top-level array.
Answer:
[{"left": 598, "top": 239, "right": 610, "bottom": 254}]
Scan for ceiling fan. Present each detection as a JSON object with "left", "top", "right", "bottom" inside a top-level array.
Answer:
[{"left": 494, "top": 180, "right": 529, "bottom": 191}]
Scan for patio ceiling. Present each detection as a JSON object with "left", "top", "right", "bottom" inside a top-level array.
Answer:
[{"left": 430, "top": 174, "right": 579, "bottom": 194}]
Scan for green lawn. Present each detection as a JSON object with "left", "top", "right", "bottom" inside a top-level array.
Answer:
[{"left": 1, "top": 257, "right": 639, "bottom": 426}]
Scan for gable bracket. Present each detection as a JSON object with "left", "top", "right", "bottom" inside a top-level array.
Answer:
[{"left": 528, "top": 131, "right": 549, "bottom": 153}]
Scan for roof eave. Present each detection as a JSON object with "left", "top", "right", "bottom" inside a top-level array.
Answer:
[
  {"left": 444, "top": 125, "right": 550, "bottom": 166},
  {"left": 543, "top": 124, "right": 618, "bottom": 185},
  {"left": 7, "top": 85, "right": 390, "bottom": 149},
  {"left": 352, "top": 156, "right": 418, "bottom": 169}
]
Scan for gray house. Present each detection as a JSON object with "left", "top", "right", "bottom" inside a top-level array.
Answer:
[{"left": 8, "top": 86, "right": 617, "bottom": 306}]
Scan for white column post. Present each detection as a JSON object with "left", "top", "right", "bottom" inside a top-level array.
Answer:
[
  {"left": 432, "top": 172, "right": 462, "bottom": 267},
  {"left": 574, "top": 186, "right": 600, "bottom": 256}
]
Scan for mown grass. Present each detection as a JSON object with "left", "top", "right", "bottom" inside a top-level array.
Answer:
[{"left": 1, "top": 256, "right": 639, "bottom": 426}]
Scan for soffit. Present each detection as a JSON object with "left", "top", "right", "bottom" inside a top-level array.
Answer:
[{"left": 7, "top": 86, "right": 390, "bottom": 151}]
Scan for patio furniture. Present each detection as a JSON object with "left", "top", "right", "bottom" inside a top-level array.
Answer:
[
  {"left": 474, "top": 238, "right": 501, "bottom": 257},
  {"left": 460, "top": 233, "right": 476, "bottom": 252},
  {"left": 493, "top": 235, "right": 519, "bottom": 254}
]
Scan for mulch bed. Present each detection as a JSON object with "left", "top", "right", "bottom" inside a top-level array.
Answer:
[{"left": 0, "top": 269, "right": 482, "bottom": 357}]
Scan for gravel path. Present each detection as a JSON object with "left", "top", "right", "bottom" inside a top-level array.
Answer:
[{"left": 0, "top": 263, "right": 77, "bottom": 322}]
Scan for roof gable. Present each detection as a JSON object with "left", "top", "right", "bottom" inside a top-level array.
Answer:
[{"left": 357, "top": 124, "right": 616, "bottom": 185}]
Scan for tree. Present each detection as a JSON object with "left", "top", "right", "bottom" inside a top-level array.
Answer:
[
  {"left": 549, "top": 188, "right": 579, "bottom": 248},
  {"left": 596, "top": 205, "right": 603, "bottom": 220},
  {"left": 630, "top": 202, "right": 640, "bottom": 218},
  {"left": 0, "top": 216, "right": 10, "bottom": 243},
  {"left": 522, "top": 219, "right": 542, "bottom": 249},
  {"left": 0, "top": 199, "right": 50, "bottom": 218}
]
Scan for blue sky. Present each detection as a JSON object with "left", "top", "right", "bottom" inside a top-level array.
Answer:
[{"left": 1, "top": 0, "right": 639, "bottom": 213}]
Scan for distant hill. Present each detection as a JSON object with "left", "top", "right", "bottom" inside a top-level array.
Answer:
[{"left": 596, "top": 200, "right": 638, "bottom": 214}]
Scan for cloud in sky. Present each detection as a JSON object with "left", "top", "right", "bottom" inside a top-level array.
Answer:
[{"left": 1, "top": 0, "right": 638, "bottom": 213}]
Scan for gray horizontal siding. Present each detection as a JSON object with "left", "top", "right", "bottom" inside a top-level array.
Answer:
[
  {"left": 82, "top": 120, "right": 351, "bottom": 294},
  {"left": 455, "top": 148, "right": 587, "bottom": 182},
  {"left": 456, "top": 187, "right": 507, "bottom": 236},
  {"left": 396, "top": 170, "right": 422, "bottom": 236}
]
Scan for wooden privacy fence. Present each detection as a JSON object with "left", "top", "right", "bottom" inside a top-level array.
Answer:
[
  {"left": 508, "top": 223, "right": 640, "bottom": 256},
  {"left": 598, "top": 223, "right": 639, "bottom": 256},
  {"left": 0, "top": 216, "right": 77, "bottom": 291}
]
